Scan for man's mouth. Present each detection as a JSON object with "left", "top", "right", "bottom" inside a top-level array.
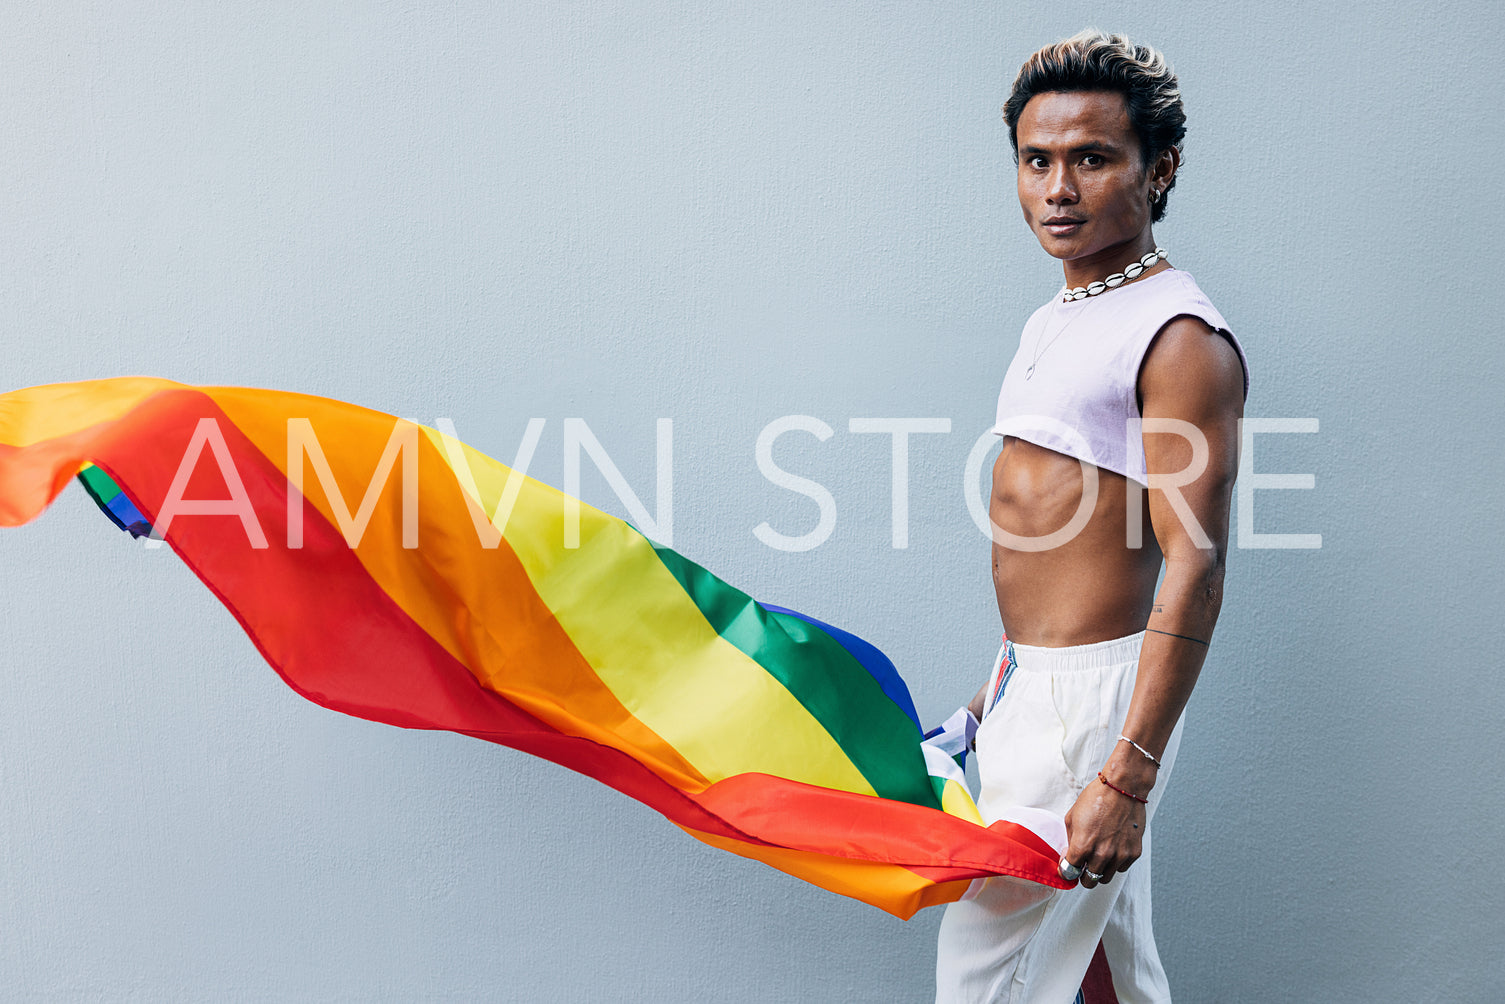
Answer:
[{"left": 1042, "top": 217, "right": 1086, "bottom": 235}]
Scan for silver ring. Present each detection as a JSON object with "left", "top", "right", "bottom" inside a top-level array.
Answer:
[
  {"left": 1058, "top": 857, "right": 1083, "bottom": 881},
  {"left": 1083, "top": 869, "right": 1105, "bottom": 883}
]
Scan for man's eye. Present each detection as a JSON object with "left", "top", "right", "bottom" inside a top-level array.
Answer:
[
  {"left": 1027, "top": 156, "right": 1047, "bottom": 169},
  {"left": 1082, "top": 154, "right": 1104, "bottom": 167}
]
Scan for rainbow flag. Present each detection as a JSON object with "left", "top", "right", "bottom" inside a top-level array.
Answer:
[{"left": 0, "top": 377, "right": 1070, "bottom": 918}]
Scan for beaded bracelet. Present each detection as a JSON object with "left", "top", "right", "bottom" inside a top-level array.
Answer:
[
  {"left": 1097, "top": 771, "right": 1149, "bottom": 805},
  {"left": 1117, "top": 735, "right": 1162, "bottom": 769}
]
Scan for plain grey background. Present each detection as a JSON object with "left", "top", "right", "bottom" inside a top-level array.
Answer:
[{"left": 2, "top": 2, "right": 1501, "bottom": 1001}]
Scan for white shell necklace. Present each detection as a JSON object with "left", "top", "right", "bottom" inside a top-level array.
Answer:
[{"left": 1061, "top": 247, "right": 1167, "bottom": 302}]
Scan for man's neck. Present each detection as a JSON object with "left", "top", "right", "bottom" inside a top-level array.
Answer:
[{"left": 1061, "top": 234, "right": 1161, "bottom": 290}]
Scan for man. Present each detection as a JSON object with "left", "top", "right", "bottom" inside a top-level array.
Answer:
[{"left": 934, "top": 31, "right": 1249, "bottom": 1003}]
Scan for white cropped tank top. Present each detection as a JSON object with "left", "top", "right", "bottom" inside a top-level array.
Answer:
[{"left": 992, "top": 268, "right": 1249, "bottom": 487}]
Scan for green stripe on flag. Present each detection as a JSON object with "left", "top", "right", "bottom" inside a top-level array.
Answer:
[
  {"left": 649, "top": 543, "right": 940, "bottom": 810},
  {"left": 77, "top": 463, "right": 122, "bottom": 505}
]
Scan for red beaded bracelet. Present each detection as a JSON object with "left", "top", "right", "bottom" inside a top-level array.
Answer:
[{"left": 1097, "top": 770, "right": 1148, "bottom": 804}]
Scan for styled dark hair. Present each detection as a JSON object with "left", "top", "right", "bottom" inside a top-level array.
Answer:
[{"left": 1003, "top": 29, "right": 1186, "bottom": 223}]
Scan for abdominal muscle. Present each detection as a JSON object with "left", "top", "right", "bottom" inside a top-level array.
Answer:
[{"left": 991, "top": 436, "right": 1163, "bottom": 647}]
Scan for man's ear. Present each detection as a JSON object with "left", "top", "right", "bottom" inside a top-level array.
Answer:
[{"left": 1153, "top": 146, "right": 1180, "bottom": 188}]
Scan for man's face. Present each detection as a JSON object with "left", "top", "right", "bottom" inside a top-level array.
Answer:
[{"left": 1015, "top": 90, "right": 1158, "bottom": 267}]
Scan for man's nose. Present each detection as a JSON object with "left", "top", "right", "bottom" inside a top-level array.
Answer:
[{"left": 1046, "top": 166, "right": 1077, "bottom": 205}]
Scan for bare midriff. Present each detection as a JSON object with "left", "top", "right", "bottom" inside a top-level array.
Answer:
[{"left": 991, "top": 436, "right": 1163, "bottom": 647}]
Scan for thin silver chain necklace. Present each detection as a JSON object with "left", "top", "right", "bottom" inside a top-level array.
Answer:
[
  {"left": 1025, "top": 296, "right": 1095, "bottom": 379},
  {"left": 1026, "top": 250, "right": 1170, "bottom": 379}
]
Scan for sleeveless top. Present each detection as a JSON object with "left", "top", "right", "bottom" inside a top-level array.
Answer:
[{"left": 992, "top": 268, "right": 1249, "bottom": 487}]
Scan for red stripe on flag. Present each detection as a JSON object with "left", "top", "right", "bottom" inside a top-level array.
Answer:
[
  {"left": 696, "top": 773, "right": 1069, "bottom": 886},
  {"left": 61, "top": 389, "right": 765, "bottom": 846}
]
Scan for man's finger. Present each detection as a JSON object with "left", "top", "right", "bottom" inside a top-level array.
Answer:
[{"left": 1082, "top": 851, "right": 1124, "bottom": 888}]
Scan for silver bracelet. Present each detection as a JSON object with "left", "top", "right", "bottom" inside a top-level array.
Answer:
[{"left": 1117, "top": 735, "right": 1162, "bottom": 769}]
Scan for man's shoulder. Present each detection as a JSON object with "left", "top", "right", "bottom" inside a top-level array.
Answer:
[
  {"left": 1140, "top": 315, "right": 1247, "bottom": 411},
  {"left": 1138, "top": 270, "right": 1249, "bottom": 401}
]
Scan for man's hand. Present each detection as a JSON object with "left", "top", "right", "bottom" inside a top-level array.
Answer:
[{"left": 1060, "top": 748, "right": 1158, "bottom": 888}]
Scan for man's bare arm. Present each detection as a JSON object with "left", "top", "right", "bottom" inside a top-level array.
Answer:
[
  {"left": 1123, "top": 316, "right": 1244, "bottom": 767},
  {"left": 1063, "top": 316, "right": 1245, "bottom": 887},
  {"left": 967, "top": 680, "right": 989, "bottom": 722}
]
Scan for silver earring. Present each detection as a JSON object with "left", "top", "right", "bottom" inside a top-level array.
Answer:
[{"left": 1150, "top": 189, "right": 1161, "bottom": 204}]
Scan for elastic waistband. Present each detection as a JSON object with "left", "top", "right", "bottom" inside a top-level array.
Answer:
[{"left": 1008, "top": 630, "right": 1145, "bottom": 673}]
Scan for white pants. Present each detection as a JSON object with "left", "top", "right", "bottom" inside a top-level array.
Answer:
[{"left": 935, "top": 632, "right": 1183, "bottom": 1004}]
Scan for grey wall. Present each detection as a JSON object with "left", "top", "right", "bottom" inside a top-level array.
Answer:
[{"left": 2, "top": 2, "right": 1500, "bottom": 1001}]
